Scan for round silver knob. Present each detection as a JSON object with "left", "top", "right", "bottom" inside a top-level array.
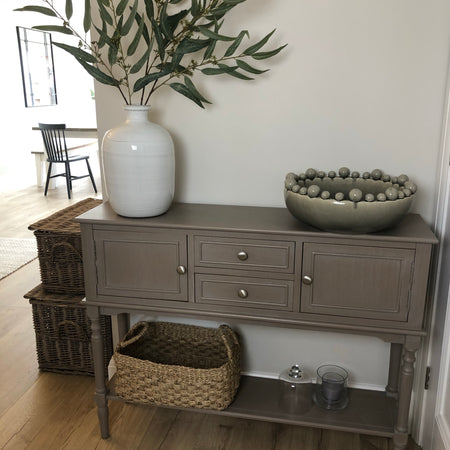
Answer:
[
  {"left": 237, "top": 251, "right": 248, "bottom": 261},
  {"left": 302, "top": 275, "right": 313, "bottom": 285},
  {"left": 176, "top": 265, "right": 187, "bottom": 275},
  {"left": 238, "top": 289, "right": 248, "bottom": 299}
]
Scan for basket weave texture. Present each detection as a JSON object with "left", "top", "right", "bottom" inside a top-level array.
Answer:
[
  {"left": 114, "top": 321, "right": 241, "bottom": 410},
  {"left": 28, "top": 198, "right": 101, "bottom": 294},
  {"left": 24, "top": 284, "right": 113, "bottom": 376}
]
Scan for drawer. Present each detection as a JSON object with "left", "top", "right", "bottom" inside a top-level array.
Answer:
[
  {"left": 194, "top": 236, "right": 295, "bottom": 273},
  {"left": 195, "top": 274, "right": 294, "bottom": 311},
  {"left": 301, "top": 243, "right": 415, "bottom": 322}
]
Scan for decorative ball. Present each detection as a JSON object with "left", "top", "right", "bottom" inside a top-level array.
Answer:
[
  {"left": 402, "top": 188, "right": 412, "bottom": 197},
  {"left": 351, "top": 171, "right": 360, "bottom": 178},
  {"left": 398, "top": 191, "right": 405, "bottom": 199},
  {"left": 298, "top": 173, "right": 306, "bottom": 181},
  {"left": 398, "top": 174, "right": 409, "bottom": 185},
  {"left": 362, "top": 172, "right": 370, "bottom": 179},
  {"left": 335, "top": 192, "right": 345, "bottom": 201},
  {"left": 338, "top": 167, "right": 350, "bottom": 178},
  {"left": 285, "top": 179, "right": 296, "bottom": 190},
  {"left": 349, "top": 188, "right": 363, "bottom": 202},
  {"left": 292, "top": 184, "right": 301, "bottom": 193},
  {"left": 307, "top": 185, "right": 321, "bottom": 197},
  {"left": 382, "top": 175, "right": 391, "bottom": 182},
  {"left": 404, "top": 181, "right": 417, "bottom": 194},
  {"left": 365, "top": 193, "right": 375, "bottom": 202},
  {"left": 371, "top": 169, "right": 382, "bottom": 180},
  {"left": 321, "top": 190, "right": 331, "bottom": 199},
  {"left": 328, "top": 171, "right": 337, "bottom": 179},
  {"left": 377, "top": 193, "right": 387, "bottom": 202},
  {"left": 317, "top": 171, "right": 326, "bottom": 178},
  {"left": 305, "top": 168, "right": 317, "bottom": 179},
  {"left": 391, "top": 176, "right": 398, "bottom": 184},
  {"left": 385, "top": 187, "right": 399, "bottom": 200},
  {"left": 286, "top": 172, "right": 298, "bottom": 180}
]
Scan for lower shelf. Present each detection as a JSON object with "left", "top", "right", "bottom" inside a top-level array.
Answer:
[{"left": 108, "top": 375, "right": 397, "bottom": 437}]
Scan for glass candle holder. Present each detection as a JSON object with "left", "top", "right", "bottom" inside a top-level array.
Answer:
[
  {"left": 313, "top": 364, "right": 348, "bottom": 410},
  {"left": 278, "top": 364, "right": 312, "bottom": 415}
]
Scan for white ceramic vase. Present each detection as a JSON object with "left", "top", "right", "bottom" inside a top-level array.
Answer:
[{"left": 102, "top": 105, "right": 175, "bottom": 217}]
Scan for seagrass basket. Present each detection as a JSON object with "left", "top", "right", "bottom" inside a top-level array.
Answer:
[
  {"left": 24, "top": 284, "right": 113, "bottom": 376},
  {"left": 28, "top": 198, "right": 102, "bottom": 294},
  {"left": 113, "top": 321, "right": 241, "bottom": 410}
]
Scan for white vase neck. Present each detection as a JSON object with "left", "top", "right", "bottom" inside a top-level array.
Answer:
[{"left": 124, "top": 105, "right": 150, "bottom": 123}]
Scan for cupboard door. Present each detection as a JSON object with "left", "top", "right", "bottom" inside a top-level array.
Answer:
[
  {"left": 301, "top": 243, "right": 415, "bottom": 322},
  {"left": 94, "top": 230, "right": 188, "bottom": 301}
]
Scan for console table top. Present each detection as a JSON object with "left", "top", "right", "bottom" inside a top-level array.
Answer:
[{"left": 77, "top": 201, "right": 437, "bottom": 245}]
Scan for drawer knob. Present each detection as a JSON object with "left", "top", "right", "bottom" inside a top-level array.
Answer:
[
  {"left": 237, "top": 251, "right": 248, "bottom": 261},
  {"left": 238, "top": 289, "right": 248, "bottom": 299},
  {"left": 302, "top": 275, "right": 313, "bottom": 285},
  {"left": 176, "top": 265, "right": 187, "bottom": 275}
]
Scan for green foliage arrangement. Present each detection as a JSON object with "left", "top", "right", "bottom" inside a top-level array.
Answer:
[{"left": 15, "top": 0, "right": 286, "bottom": 107}]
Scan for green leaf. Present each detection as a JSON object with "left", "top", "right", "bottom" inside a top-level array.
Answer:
[
  {"left": 116, "top": 0, "right": 128, "bottom": 16},
  {"left": 236, "top": 59, "right": 268, "bottom": 74},
  {"left": 94, "top": 24, "right": 114, "bottom": 48},
  {"left": 170, "top": 82, "right": 205, "bottom": 108},
  {"left": 218, "top": 63, "right": 253, "bottom": 80},
  {"left": 159, "top": 1, "right": 172, "bottom": 40},
  {"left": 76, "top": 58, "right": 120, "bottom": 86},
  {"left": 201, "top": 66, "right": 236, "bottom": 76},
  {"left": 191, "top": 0, "right": 200, "bottom": 17},
  {"left": 223, "top": 0, "right": 246, "bottom": 5},
  {"left": 252, "top": 44, "right": 287, "bottom": 60},
  {"left": 150, "top": 17, "right": 165, "bottom": 60},
  {"left": 97, "top": 0, "right": 113, "bottom": 25},
  {"left": 135, "top": 12, "right": 151, "bottom": 46},
  {"left": 84, "top": 0, "right": 91, "bottom": 33},
  {"left": 14, "top": 6, "right": 57, "bottom": 17},
  {"left": 32, "top": 25, "right": 73, "bottom": 35},
  {"left": 167, "top": 10, "right": 189, "bottom": 36},
  {"left": 169, "top": 0, "right": 184, "bottom": 3},
  {"left": 224, "top": 30, "right": 248, "bottom": 57},
  {"left": 198, "top": 26, "right": 235, "bottom": 41},
  {"left": 203, "top": 39, "right": 217, "bottom": 60},
  {"left": 127, "top": 15, "right": 144, "bottom": 56},
  {"left": 130, "top": 46, "right": 152, "bottom": 74},
  {"left": 184, "top": 76, "right": 211, "bottom": 104},
  {"left": 175, "top": 38, "right": 210, "bottom": 55},
  {"left": 144, "top": 0, "right": 154, "bottom": 20},
  {"left": 243, "top": 29, "right": 275, "bottom": 55},
  {"left": 53, "top": 42, "right": 97, "bottom": 63},
  {"left": 122, "top": 0, "right": 138, "bottom": 36},
  {"left": 65, "top": 0, "right": 73, "bottom": 19},
  {"left": 133, "top": 70, "right": 170, "bottom": 92}
]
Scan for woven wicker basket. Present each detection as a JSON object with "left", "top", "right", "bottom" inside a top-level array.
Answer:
[
  {"left": 28, "top": 198, "right": 102, "bottom": 294},
  {"left": 114, "top": 321, "right": 241, "bottom": 410},
  {"left": 24, "top": 284, "right": 113, "bottom": 376}
]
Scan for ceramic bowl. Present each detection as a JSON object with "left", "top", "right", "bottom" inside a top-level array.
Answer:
[{"left": 284, "top": 169, "right": 416, "bottom": 233}]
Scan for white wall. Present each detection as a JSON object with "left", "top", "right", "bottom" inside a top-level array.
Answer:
[
  {"left": 2, "top": 0, "right": 96, "bottom": 186},
  {"left": 93, "top": 0, "right": 450, "bottom": 390}
]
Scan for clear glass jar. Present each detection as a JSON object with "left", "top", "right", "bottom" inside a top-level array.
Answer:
[
  {"left": 313, "top": 364, "right": 349, "bottom": 410},
  {"left": 278, "top": 365, "right": 312, "bottom": 415}
]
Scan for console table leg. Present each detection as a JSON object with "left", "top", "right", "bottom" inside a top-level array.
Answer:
[
  {"left": 88, "top": 306, "right": 110, "bottom": 439},
  {"left": 393, "top": 336, "right": 421, "bottom": 450},
  {"left": 386, "top": 343, "right": 402, "bottom": 398}
]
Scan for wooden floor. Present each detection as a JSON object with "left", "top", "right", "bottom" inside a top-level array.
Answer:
[{"left": 0, "top": 174, "right": 421, "bottom": 449}]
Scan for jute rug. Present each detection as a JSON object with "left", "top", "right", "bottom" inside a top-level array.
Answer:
[{"left": 0, "top": 238, "right": 38, "bottom": 280}]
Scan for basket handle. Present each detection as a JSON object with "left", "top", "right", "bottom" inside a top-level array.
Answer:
[
  {"left": 57, "top": 320, "right": 87, "bottom": 341},
  {"left": 116, "top": 321, "right": 149, "bottom": 352},
  {"left": 50, "top": 242, "right": 82, "bottom": 263},
  {"left": 219, "top": 325, "right": 239, "bottom": 362}
]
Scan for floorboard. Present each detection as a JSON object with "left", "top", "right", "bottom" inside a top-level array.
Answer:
[{"left": 0, "top": 172, "right": 421, "bottom": 449}]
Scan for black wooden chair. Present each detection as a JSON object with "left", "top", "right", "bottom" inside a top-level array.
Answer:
[{"left": 38, "top": 123, "right": 97, "bottom": 199}]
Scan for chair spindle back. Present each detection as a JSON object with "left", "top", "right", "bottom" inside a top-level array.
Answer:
[{"left": 38, "top": 123, "right": 69, "bottom": 162}]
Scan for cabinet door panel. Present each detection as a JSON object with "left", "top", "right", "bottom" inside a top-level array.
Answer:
[
  {"left": 94, "top": 230, "right": 187, "bottom": 301},
  {"left": 301, "top": 243, "right": 414, "bottom": 321}
]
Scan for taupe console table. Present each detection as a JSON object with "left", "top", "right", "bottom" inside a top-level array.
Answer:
[{"left": 77, "top": 202, "right": 438, "bottom": 449}]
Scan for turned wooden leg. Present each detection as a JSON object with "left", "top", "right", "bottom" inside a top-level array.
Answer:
[
  {"left": 393, "top": 336, "right": 421, "bottom": 450},
  {"left": 386, "top": 343, "right": 402, "bottom": 398},
  {"left": 88, "top": 306, "right": 110, "bottom": 439}
]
